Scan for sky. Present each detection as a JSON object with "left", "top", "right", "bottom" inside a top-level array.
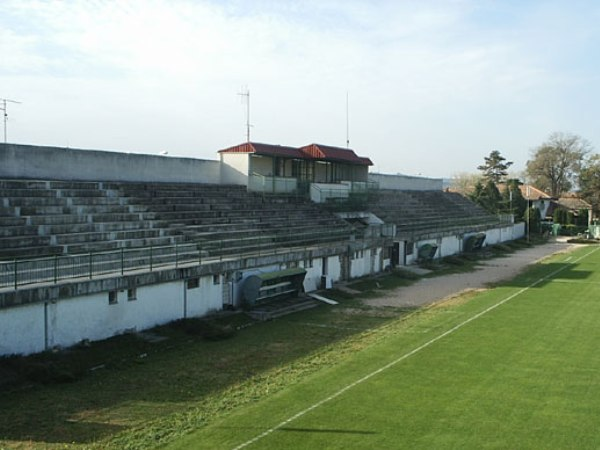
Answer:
[{"left": 1, "top": 0, "right": 599, "bottom": 178}]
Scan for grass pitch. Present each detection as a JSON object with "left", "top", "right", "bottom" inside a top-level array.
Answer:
[{"left": 168, "top": 246, "right": 600, "bottom": 449}]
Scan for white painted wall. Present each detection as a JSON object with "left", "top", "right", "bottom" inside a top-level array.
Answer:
[
  {"left": 0, "top": 302, "right": 45, "bottom": 356},
  {"left": 185, "top": 275, "right": 224, "bottom": 318},
  {"left": 48, "top": 282, "right": 185, "bottom": 349},
  {"left": 0, "top": 143, "right": 223, "bottom": 184},
  {"left": 369, "top": 172, "right": 443, "bottom": 191},
  {"left": 0, "top": 278, "right": 228, "bottom": 356},
  {"left": 327, "top": 255, "right": 342, "bottom": 282},
  {"left": 350, "top": 249, "right": 372, "bottom": 278},
  {"left": 439, "top": 235, "right": 460, "bottom": 258},
  {"left": 220, "top": 153, "right": 249, "bottom": 185},
  {"left": 301, "top": 258, "right": 324, "bottom": 292}
]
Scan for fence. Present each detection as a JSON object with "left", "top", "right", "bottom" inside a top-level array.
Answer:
[{"left": 0, "top": 229, "right": 354, "bottom": 291}]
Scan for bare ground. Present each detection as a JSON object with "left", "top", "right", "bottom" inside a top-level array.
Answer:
[{"left": 365, "top": 239, "right": 578, "bottom": 308}]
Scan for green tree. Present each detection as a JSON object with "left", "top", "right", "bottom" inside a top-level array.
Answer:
[
  {"left": 526, "top": 132, "right": 591, "bottom": 197},
  {"left": 470, "top": 179, "right": 503, "bottom": 213},
  {"left": 525, "top": 206, "right": 542, "bottom": 234},
  {"left": 578, "top": 154, "right": 600, "bottom": 215},
  {"left": 553, "top": 208, "right": 567, "bottom": 225},
  {"left": 477, "top": 150, "right": 513, "bottom": 183}
]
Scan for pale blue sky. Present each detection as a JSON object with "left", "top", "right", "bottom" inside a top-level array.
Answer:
[{"left": 1, "top": 0, "right": 599, "bottom": 177}]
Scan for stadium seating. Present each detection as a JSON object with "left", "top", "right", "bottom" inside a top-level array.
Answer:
[
  {"left": 369, "top": 189, "right": 506, "bottom": 236},
  {"left": 0, "top": 179, "right": 356, "bottom": 260}
]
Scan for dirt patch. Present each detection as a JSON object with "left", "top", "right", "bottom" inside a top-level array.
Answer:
[{"left": 365, "top": 240, "right": 578, "bottom": 308}]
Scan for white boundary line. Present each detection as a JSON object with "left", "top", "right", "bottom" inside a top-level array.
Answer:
[{"left": 232, "top": 247, "right": 599, "bottom": 450}]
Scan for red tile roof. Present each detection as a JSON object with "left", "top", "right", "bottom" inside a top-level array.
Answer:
[
  {"left": 219, "top": 142, "right": 372, "bottom": 166},
  {"left": 218, "top": 142, "right": 302, "bottom": 158},
  {"left": 299, "top": 144, "right": 372, "bottom": 165}
]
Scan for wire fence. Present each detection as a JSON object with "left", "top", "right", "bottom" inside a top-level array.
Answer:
[{"left": 0, "top": 229, "right": 355, "bottom": 291}]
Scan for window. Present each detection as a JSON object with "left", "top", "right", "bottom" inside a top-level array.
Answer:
[
  {"left": 304, "top": 259, "right": 313, "bottom": 268},
  {"left": 127, "top": 288, "right": 137, "bottom": 301},
  {"left": 187, "top": 278, "right": 199, "bottom": 289},
  {"left": 406, "top": 242, "right": 414, "bottom": 256},
  {"left": 108, "top": 290, "right": 118, "bottom": 305},
  {"left": 213, "top": 274, "right": 221, "bottom": 285}
]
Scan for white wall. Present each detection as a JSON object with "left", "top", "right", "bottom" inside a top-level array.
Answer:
[
  {"left": 0, "top": 277, "right": 226, "bottom": 356},
  {"left": 350, "top": 249, "right": 372, "bottom": 278},
  {"left": 327, "top": 255, "right": 342, "bottom": 282},
  {"left": 0, "top": 143, "right": 224, "bottom": 184},
  {"left": 48, "top": 282, "right": 185, "bottom": 349},
  {"left": 220, "top": 153, "right": 249, "bottom": 185},
  {"left": 185, "top": 275, "right": 224, "bottom": 318},
  {"left": 301, "top": 258, "right": 325, "bottom": 292},
  {"left": 439, "top": 235, "right": 460, "bottom": 258},
  {"left": 369, "top": 172, "right": 443, "bottom": 191},
  {"left": 0, "top": 302, "right": 45, "bottom": 356}
]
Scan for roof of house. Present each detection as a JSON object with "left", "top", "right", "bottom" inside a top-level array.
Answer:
[
  {"left": 557, "top": 194, "right": 592, "bottom": 211},
  {"left": 518, "top": 184, "right": 553, "bottom": 200},
  {"left": 218, "top": 142, "right": 372, "bottom": 166}
]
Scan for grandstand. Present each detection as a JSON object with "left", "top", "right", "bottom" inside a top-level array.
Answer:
[
  {"left": 370, "top": 189, "right": 511, "bottom": 238},
  {"left": 0, "top": 180, "right": 356, "bottom": 260},
  {"left": 0, "top": 142, "right": 524, "bottom": 356}
]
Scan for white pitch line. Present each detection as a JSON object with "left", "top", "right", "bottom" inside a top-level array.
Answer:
[{"left": 232, "top": 247, "right": 599, "bottom": 450}]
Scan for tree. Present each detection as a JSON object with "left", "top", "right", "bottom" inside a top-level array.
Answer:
[
  {"left": 526, "top": 132, "right": 591, "bottom": 197},
  {"left": 525, "top": 206, "right": 542, "bottom": 234},
  {"left": 578, "top": 154, "right": 600, "bottom": 215},
  {"left": 470, "top": 179, "right": 503, "bottom": 213},
  {"left": 450, "top": 172, "right": 482, "bottom": 195},
  {"left": 477, "top": 150, "right": 513, "bottom": 183}
]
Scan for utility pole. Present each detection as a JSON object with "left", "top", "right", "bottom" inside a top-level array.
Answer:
[
  {"left": 238, "top": 87, "right": 251, "bottom": 142},
  {"left": 0, "top": 98, "right": 21, "bottom": 143}
]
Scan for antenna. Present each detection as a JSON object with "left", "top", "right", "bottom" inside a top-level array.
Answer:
[
  {"left": 346, "top": 91, "right": 350, "bottom": 148},
  {"left": 238, "top": 86, "right": 252, "bottom": 142},
  {"left": 1, "top": 98, "right": 22, "bottom": 143}
]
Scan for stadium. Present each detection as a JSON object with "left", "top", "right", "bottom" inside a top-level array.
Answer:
[{"left": 0, "top": 142, "right": 523, "bottom": 356}]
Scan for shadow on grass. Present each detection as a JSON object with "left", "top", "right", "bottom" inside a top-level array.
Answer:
[{"left": 495, "top": 262, "right": 593, "bottom": 289}]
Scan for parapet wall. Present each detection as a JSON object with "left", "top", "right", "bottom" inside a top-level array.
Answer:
[
  {"left": 369, "top": 172, "right": 443, "bottom": 191},
  {"left": 0, "top": 143, "right": 245, "bottom": 184}
]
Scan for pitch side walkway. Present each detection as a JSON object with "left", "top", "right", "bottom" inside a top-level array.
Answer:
[{"left": 366, "top": 238, "right": 578, "bottom": 308}]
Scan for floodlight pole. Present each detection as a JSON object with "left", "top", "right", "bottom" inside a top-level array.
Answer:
[{"left": 1, "top": 98, "right": 22, "bottom": 143}]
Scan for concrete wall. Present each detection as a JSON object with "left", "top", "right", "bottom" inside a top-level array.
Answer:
[
  {"left": 0, "top": 143, "right": 232, "bottom": 184},
  {"left": 439, "top": 235, "right": 461, "bottom": 258},
  {"left": 0, "top": 276, "right": 224, "bottom": 356},
  {"left": 0, "top": 302, "right": 45, "bottom": 356},
  {"left": 220, "top": 153, "right": 249, "bottom": 185},
  {"left": 369, "top": 172, "right": 443, "bottom": 191}
]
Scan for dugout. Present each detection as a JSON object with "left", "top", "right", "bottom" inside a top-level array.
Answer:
[{"left": 242, "top": 268, "right": 307, "bottom": 307}]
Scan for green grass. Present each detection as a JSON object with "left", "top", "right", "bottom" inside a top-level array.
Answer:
[
  {"left": 1, "top": 239, "right": 592, "bottom": 450},
  {"left": 167, "top": 245, "right": 600, "bottom": 449}
]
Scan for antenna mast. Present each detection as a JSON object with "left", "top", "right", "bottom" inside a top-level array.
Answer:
[
  {"left": 238, "top": 87, "right": 251, "bottom": 142},
  {"left": 1, "top": 98, "right": 21, "bottom": 143},
  {"left": 346, "top": 91, "right": 350, "bottom": 148}
]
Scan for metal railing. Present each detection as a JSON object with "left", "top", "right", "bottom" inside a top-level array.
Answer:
[{"left": 0, "top": 229, "right": 355, "bottom": 291}]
